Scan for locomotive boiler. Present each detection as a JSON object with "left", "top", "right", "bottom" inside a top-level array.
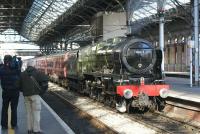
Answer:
[{"left": 25, "top": 37, "right": 169, "bottom": 113}]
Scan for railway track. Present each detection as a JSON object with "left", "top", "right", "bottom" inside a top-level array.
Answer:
[
  {"left": 127, "top": 112, "right": 200, "bottom": 134},
  {"left": 48, "top": 82, "right": 200, "bottom": 134},
  {"left": 126, "top": 98, "right": 200, "bottom": 133},
  {"left": 42, "top": 92, "right": 117, "bottom": 134},
  {"left": 49, "top": 90, "right": 117, "bottom": 134}
]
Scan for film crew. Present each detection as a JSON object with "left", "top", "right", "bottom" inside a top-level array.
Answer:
[
  {"left": 11, "top": 56, "right": 22, "bottom": 71},
  {"left": 17, "top": 66, "right": 48, "bottom": 134},
  {"left": 0, "top": 55, "right": 21, "bottom": 129},
  {"left": 17, "top": 57, "right": 23, "bottom": 70}
]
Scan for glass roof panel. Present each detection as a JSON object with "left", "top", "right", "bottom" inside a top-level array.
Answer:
[
  {"left": 130, "top": 0, "right": 190, "bottom": 22},
  {"left": 22, "top": 0, "right": 78, "bottom": 41},
  {"left": 22, "top": 0, "right": 191, "bottom": 41},
  {"left": 129, "top": 0, "right": 190, "bottom": 31}
]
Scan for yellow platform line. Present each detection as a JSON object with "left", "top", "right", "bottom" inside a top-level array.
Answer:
[{"left": 8, "top": 104, "right": 15, "bottom": 134}]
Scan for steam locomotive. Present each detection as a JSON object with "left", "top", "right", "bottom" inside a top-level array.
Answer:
[{"left": 24, "top": 37, "right": 169, "bottom": 113}]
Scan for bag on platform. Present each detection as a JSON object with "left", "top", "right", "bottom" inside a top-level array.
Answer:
[{"left": 30, "top": 76, "right": 48, "bottom": 95}]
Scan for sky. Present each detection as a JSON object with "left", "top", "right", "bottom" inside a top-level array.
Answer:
[
  {"left": 0, "top": 43, "right": 39, "bottom": 50},
  {"left": 0, "top": 29, "right": 40, "bottom": 62}
]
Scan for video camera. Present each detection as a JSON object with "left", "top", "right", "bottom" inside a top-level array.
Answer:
[{"left": 10, "top": 56, "right": 22, "bottom": 71}]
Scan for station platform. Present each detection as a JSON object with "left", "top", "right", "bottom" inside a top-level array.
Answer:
[
  {"left": 165, "top": 77, "right": 200, "bottom": 103},
  {"left": 165, "top": 71, "right": 189, "bottom": 78},
  {"left": 0, "top": 88, "right": 75, "bottom": 134}
]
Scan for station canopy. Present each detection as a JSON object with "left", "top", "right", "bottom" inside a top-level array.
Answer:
[
  {"left": 21, "top": 0, "right": 78, "bottom": 41},
  {"left": 128, "top": 0, "right": 190, "bottom": 21},
  {"left": 0, "top": 0, "right": 191, "bottom": 43},
  {"left": 128, "top": 0, "right": 190, "bottom": 33},
  {"left": 0, "top": 0, "right": 33, "bottom": 34}
]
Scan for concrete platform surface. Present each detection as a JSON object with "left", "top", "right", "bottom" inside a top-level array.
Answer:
[{"left": 165, "top": 77, "right": 200, "bottom": 103}]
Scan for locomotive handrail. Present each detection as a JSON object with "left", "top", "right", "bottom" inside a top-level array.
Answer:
[
  {"left": 154, "top": 80, "right": 165, "bottom": 82},
  {"left": 113, "top": 79, "right": 130, "bottom": 83},
  {"left": 153, "top": 80, "right": 165, "bottom": 84}
]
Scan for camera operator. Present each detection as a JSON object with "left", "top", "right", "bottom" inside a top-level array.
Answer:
[
  {"left": 0, "top": 55, "right": 21, "bottom": 129},
  {"left": 11, "top": 56, "right": 22, "bottom": 71}
]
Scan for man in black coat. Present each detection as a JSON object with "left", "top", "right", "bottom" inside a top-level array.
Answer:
[{"left": 0, "top": 55, "right": 21, "bottom": 129}]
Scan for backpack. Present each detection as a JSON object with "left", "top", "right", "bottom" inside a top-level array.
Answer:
[
  {"left": 30, "top": 71, "right": 49, "bottom": 95},
  {"left": 39, "top": 80, "right": 48, "bottom": 95}
]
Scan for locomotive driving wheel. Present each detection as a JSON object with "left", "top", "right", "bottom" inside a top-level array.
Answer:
[
  {"left": 126, "top": 101, "right": 131, "bottom": 114},
  {"left": 148, "top": 98, "right": 157, "bottom": 112},
  {"left": 89, "top": 88, "right": 96, "bottom": 99},
  {"left": 97, "top": 90, "right": 104, "bottom": 102},
  {"left": 156, "top": 97, "right": 166, "bottom": 111}
]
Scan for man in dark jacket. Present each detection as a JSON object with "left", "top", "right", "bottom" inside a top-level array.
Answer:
[
  {"left": 17, "top": 66, "right": 48, "bottom": 134},
  {"left": 0, "top": 55, "right": 21, "bottom": 129}
]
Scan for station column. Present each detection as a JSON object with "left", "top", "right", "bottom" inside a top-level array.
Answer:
[
  {"left": 194, "top": 0, "right": 199, "bottom": 85},
  {"left": 157, "top": 0, "right": 166, "bottom": 74}
]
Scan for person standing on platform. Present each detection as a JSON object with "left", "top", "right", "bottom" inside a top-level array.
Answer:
[
  {"left": 17, "top": 66, "right": 48, "bottom": 134},
  {"left": 0, "top": 55, "right": 21, "bottom": 129}
]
